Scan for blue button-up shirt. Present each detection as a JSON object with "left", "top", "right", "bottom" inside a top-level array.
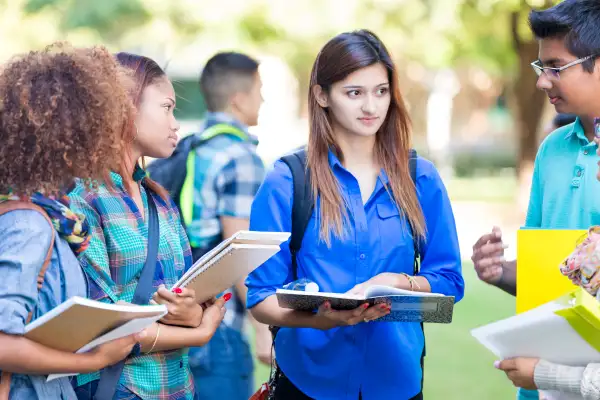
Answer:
[{"left": 246, "top": 151, "right": 464, "bottom": 400}]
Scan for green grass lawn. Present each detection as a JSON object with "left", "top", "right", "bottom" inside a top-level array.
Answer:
[
  {"left": 249, "top": 262, "right": 518, "bottom": 399},
  {"left": 446, "top": 175, "right": 517, "bottom": 203}
]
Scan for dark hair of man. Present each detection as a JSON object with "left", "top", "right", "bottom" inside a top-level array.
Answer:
[
  {"left": 529, "top": 0, "right": 600, "bottom": 73},
  {"left": 199, "top": 52, "right": 259, "bottom": 112}
]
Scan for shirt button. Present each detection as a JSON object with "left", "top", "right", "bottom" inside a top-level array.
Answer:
[
  {"left": 577, "top": 170, "right": 583, "bottom": 177},
  {"left": 359, "top": 253, "right": 366, "bottom": 260}
]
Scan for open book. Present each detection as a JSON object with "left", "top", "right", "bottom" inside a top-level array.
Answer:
[
  {"left": 22, "top": 296, "right": 167, "bottom": 381},
  {"left": 172, "top": 230, "right": 290, "bottom": 304},
  {"left": 276, "top": 285, "right": 455, "bottom": 323}
]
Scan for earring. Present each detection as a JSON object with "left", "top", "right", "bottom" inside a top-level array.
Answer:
[{"left": 133, "top": 123, "right": 139, "bottom": 142}]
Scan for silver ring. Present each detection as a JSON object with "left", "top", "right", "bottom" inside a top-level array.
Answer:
[{"left": 363, "top": 318, "right": 370, "bottom": 323}]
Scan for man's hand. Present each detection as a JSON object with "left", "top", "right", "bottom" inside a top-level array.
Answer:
[
  {"left": 495, "top": 357, "right": 539, "bottom": 390},
  {"left": 471, "top": 226, "right": 508, "bottom": 284}
]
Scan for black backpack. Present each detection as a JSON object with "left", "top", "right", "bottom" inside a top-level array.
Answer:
[
  {"left": 147, "top": 123, "right": 246, "bottom": 230},
  {"left": 278, "top": 147, "right": 426, "bottom": 391}
]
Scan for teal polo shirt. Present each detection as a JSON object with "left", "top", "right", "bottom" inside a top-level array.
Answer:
[
  {"left": 524, "top": 117, "right": 600, "bottom": 229},
  {"left": 519, "top": 118, "right": 600, "bottom": 399}
]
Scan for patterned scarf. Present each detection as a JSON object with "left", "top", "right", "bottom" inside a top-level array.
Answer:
[{"left": 0, "top": 193, "right": 90, "bottom": 254}]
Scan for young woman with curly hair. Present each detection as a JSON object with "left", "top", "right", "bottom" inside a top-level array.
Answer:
[
  {"left": 0, "top": 43, "right": 146, "bottom": 400},
  {"left": 68, "top": 53, "right": 227, "bottom": 400}
]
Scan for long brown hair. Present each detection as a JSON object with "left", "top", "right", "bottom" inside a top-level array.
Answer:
[
  {"left": 308, "top": 29, "right": 425, "bottom": 244},
  {"left": 114, "top": 52, "right": 169, "bottom": 201}
]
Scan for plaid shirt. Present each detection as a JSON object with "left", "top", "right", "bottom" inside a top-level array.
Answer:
[
  {"left": 68, "top": 166, "right": 194, "bottom": 399},
  {"left": 186, "top": 112, "right": 265, "bottom": 330}
]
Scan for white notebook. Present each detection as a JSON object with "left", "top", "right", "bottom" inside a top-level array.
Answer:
[
  {"left": 21, "top": 296, "right": 167, "bottom": 381},
  {"left": 172, "top": 230, "right": 290, "bottom": 303},
  {"left": 471, "top": 301, "right": 600, "bottom": 366},
  {"left": 472, "top": 302, "right": 600, "bottom": 400}
]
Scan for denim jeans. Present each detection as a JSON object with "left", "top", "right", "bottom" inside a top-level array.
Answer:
[
  {"left": 188, "top": 324, "right": 254, "bottom": 400},
  {"left": 72, "top": 379, "right": 141, "bottom": 400},
  {"left": 72, "top": 379, "right": 201, "bottom": 400}
]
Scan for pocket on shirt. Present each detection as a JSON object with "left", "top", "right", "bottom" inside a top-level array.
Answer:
[{"left": 375, "top": 203, "right": 413, "bottom": 262}]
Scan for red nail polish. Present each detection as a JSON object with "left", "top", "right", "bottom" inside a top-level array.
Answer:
[
  {"left": 380, "top": 304, "right": 387, "bottom": 310},
  {"left": 173, "top": 288, "right": 183, "bottom": 294},
  {"left": 362, "top": 303, "right": 369, "bottom": 309},
  {"left": 223, "top": 293, "right": 232, "bottom": 302}
]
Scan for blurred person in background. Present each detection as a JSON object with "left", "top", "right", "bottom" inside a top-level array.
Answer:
[
  {"left": 179, "top": 52, "right": 272, "bottom": 400},
  {"left": 544, "top": 113, "right": 577, "bottom": 136}
]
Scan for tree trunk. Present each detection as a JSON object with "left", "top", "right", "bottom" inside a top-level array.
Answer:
[
  {"left": 512, "top": 40, "right": 546, "bottom": 176},
  {"left": 509, "top": 10, "right": 547, "bottom": 214}
]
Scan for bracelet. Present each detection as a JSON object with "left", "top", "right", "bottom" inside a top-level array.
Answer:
[
  {"left": 147, "top": 324, "right": 161, "bottom": 353},
  {"left": 400, "top": 273, "right": 421, "bottom": 291}
]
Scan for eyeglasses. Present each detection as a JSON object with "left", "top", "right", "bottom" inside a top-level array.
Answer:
[{"left": 531, "top": 55, "right": 597, "bottom": 80}]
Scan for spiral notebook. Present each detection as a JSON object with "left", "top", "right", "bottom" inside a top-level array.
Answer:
[
  {"left": 21, "top": 296, "right": 167, "bottom": 381},
  {"left": 172, "top": 230, "right": 290, "bottom": 303}
]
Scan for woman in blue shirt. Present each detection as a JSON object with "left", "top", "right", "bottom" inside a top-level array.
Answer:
[{"left": 247, "top": 30, "right": 465, "bottom": 400}]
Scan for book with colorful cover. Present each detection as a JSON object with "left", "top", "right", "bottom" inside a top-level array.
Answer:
[{"left": 276, "top": 285, "right": 455, "bottom": 323}]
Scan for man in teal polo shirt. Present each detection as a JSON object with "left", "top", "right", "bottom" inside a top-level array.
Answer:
[{"left": 470, "top": 0, "right": 600, "bottom": 398}]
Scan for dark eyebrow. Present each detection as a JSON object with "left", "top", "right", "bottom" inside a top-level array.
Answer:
[
  {"left": 539, "top": 57, "right": 564, "bottom": 66},
  {"left": 343, "top": 82, "right": 389, "bottom": 89}
]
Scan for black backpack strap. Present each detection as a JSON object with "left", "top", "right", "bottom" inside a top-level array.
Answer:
[
  {"left": 408, "top": 149, "right": 426, "bottom": 392},
  {"left": 280, "top": 149, "right": 314, "bottom": 281},
  {"left": 408, "top": 149, "right": 420, "bottom": 275}
]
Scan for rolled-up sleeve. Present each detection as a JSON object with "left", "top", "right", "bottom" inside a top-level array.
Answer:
[
  {"left": 246, "top": 160, "right": 294, "bottom": 309},
  {"left": 416, "top": 159, "right": 465, "bottom": 301},
  {"left": 0, "top": 209, "right": 53, "bottom": 335}
]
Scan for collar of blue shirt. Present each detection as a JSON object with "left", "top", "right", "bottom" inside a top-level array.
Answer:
[{"left": 564, "top": 117, "right": 589, "bottom": 143}]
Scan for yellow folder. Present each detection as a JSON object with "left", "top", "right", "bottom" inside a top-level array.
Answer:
[{"left": 516, "top": 229, "right": 584, "bottom": 313}]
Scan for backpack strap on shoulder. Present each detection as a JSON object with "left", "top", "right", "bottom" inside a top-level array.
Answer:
[
  {"left": 408, "top": 149, "right": 426, "bottom": 388},
  {"left": 279, "top": 149, "right": 314, "bottom": 281},
  {"left": 179, "top": 123, "right": 250, "bottom": 236},
  {"left": 408, "top": 149, "right": 420, "bottom": 275},
  {"left": 0, "top": 201, "right": 55, "bottom": 400}
]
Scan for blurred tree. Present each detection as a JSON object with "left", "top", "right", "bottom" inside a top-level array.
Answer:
[
  {"left": 353, "top": 0, "right": 558, "bottom": 178},
  {"left": 458, "top": 0, "right": 558, "bottom": 182},
  {"left": 21, "top": 0, "right": 559, "bottom": 184},
  {"left": 24, "top": 0, "right": 150, "bottom": 43}
]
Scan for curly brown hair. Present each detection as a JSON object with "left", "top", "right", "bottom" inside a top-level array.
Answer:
[{"left": 0, "top": 42, "right": 134, "bottom": 197}]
